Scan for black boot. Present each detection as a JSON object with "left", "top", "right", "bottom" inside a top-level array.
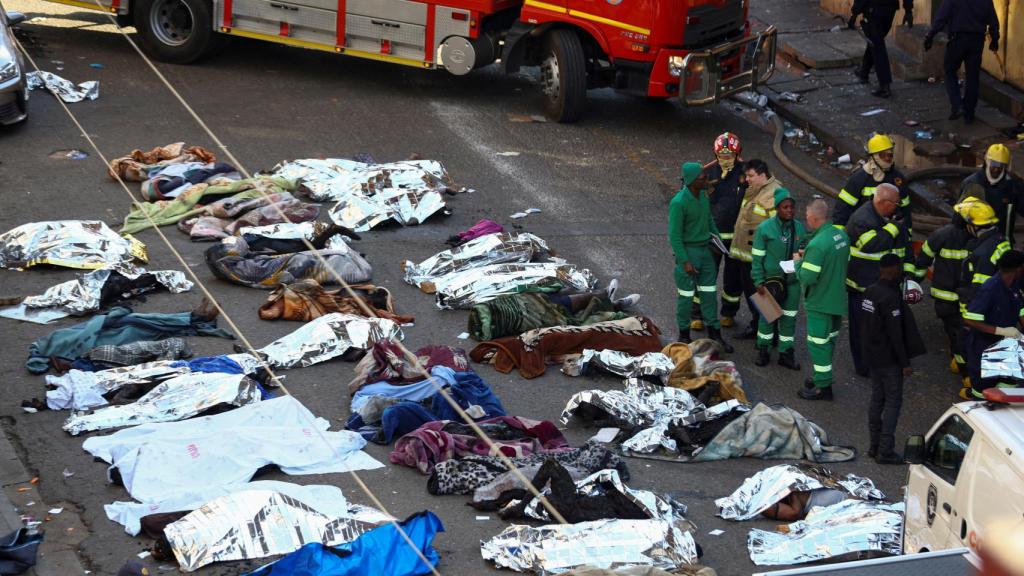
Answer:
[
  {"left": 777, "top": 350, "right": 801, "bottom": 371},
  {"left": 678, "top": 329, "right": 692, "bottom": 344},
  {"left": 755, "top": 348, "right": 771, "bottom": 366},
  {"left": 797, "top": 385, "right": 833, "bottom": 400},
  {"left": 736, "top": 323, "right": 757, "bottom": 340},
  {"left": 853, "top": 68, "right": 869, "bottom": 84},
  {"left": 708, "top": 327, "right": 734, "bottom": 353},
  {"left": 874, "top": 436, "right": 902, "bottom": 464},
  {"left": 867, "top": 444, "right": 879, "bottom": 458},
  {"left": 871, "top": 84, "right": 892, "bottom": 98}
]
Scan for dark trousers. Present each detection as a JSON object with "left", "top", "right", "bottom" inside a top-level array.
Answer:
[
  {"left": 848, "top": 291, "right": 867, "bottom": 376},
  {"left": 868, "top": 365, "right": 904, "bottom": 454},
  {"left": 944, "top": 33, "right": 985, "bottom": 116},
  {"left": 966, "top": 330, "right": 1001, "bottom": 398},
  {"left": 859, "top": 7, "right": 897, "bottom": 86},
  {"left": 936, "top": 301, "right": 966, "bottom": 374}
]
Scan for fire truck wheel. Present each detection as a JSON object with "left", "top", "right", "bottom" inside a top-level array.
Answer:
[
  {"left": 135, "top": 0, "right": 220, "bottom": 63},
  {"left": 540, "top": 29, "right": 586, "bottom": 123}
]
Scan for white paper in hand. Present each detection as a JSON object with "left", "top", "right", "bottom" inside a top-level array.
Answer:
[{"left": 780, "top": 260, "right": 796, "bottom": 274}]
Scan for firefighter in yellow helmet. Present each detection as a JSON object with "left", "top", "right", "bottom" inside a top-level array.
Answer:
[
  {"left": 834, "top": 134, "right": 913, "bottom": 237},
  {"left": 959, "top": 143, "right": 1023, "bottom": 245}
]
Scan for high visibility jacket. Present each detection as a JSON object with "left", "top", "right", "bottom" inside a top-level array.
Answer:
[
  {"left": 958, "top": 227, "right": 1011, "bottom": 315},
  {"left": 730, "top": 177, "right": 782, "bottom": 262},
  {"left": 668, "top": 186, "right": 719, "bottom": 266},
  {"left": 797, "top": 221, "right": 850, "bottom": 316},
  {"left": 959, "top": 170, "right": 1024, "bottom": 244},
  {"left": 834, "top": 166, "right": 913, "bottom": 234},
  {"left": 844, "top": 202, "right": 912, "bottom": 292},
  {"left": 704, "top": 161, "right": 746, "bottom": 239},
  {"left": 752, "top": 215, "right": 806, "bottom": 286},
  {"left": 914, "top": 221, "right": 970, "bottom": 303}
]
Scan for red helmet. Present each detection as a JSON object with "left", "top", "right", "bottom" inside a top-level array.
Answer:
[{"left": 714, "top": 132, "right": 742, "bottom": 156}]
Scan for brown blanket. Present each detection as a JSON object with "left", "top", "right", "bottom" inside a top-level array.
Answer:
[
  {"left": 470, "top": 316, "right": 663, "bottom": 379},
  {"left": 258, "top": 279, "right": 414, "bottom": 324}
]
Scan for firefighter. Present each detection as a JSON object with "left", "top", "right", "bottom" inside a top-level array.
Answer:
[
  {"left": 844, "top": 183, "right": 912, "bottom": 377},
  {"left": 729, "top": 159, "right": 784, "bottom": 340},
  {"left": 958, "top": 198, "right": 1010, "bottom": 308},
  {"left": 751, "top": 188, "right": 805, "bottom": 370},
  {"left": 849, "top": 0, "right": 913, "bottom": 98},
  {"left": 913, "top": 204, "right": 971, "bottom": 378},
  {"left": 833, "top": 134, "right": 912, "bottom": 233},
  {"left": 692, "top": 132, "right": 746, "bottom": 333},
  {"left": 963, "top": 250, "right": 1024, "bottom": 400},
  {"left": 669, "top": 161, "right": 733, "bottom": 352},
  {"left": 796, "top": 198, "right": 850, "bottom": 401},
  {"left": 959, "top": 144, "right": 1024, "bottom": 245}
]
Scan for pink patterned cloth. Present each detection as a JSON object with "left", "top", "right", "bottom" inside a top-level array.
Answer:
[{"left": 447, "top": 219, "right": 504, "bottom": 246}]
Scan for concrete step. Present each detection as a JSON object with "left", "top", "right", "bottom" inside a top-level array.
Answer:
[
  {"left": 890, "top": 45, "right": 935, "bottom": 82},
  {"left": 894, "top": 25, "right": 946, "bottom": 65},
  {"left": 780, "top": 33, "right": 859, "bottom": 68}
]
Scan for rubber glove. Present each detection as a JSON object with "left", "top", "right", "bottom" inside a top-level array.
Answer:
[{"left": 994, "top": 326, "right": 1023, "bottom": 339}]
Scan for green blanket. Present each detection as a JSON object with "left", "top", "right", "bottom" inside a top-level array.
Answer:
[{"left": 468, "top": 293, "right": 625, "bottom": 341}]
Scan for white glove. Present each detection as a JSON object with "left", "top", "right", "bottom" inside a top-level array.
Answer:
[{"left": 994, "top": 326, "right": 1023, "bottom": 339}]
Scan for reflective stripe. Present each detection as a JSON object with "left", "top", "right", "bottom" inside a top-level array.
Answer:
[
  {"left": 845, "top": 278, "right": 863, "bottom": 290},
  {"left": 973, "top": 273, "right": 991, "bottom": 284},
  {"left": 757, "top": 331, "right": 774, "bottom": 340},
  {"left": 719, "top": 232, "right": 734, "bottom": 240},
  {"left": 930, "top": 287, "right": 959, "bottom": 301},
  {"left": 808, "top": 335, "right": 831, "bottom": 344},
  {"left": 838, "top": 189, "right": 858, "bottom": 206},
  {"left": 856, "top": 230, "right": 878, "bottom": 248},
  {"left": 697, "top": 285, "right": 717, "bottom": 292},
  {"left": 829, "top": 331, "right": 840, "bottom": 340},
  {"left": 752, "top": 205, "right": 770, "bottom": 217},
  {"left": 990, "top": 242, "right": 1011, "bottom": 264},
  {"left": 861, "top": 186, "right": 877, "bottom": 197},
  {"left": 677, "top": 289, "right": 695, "bottom": 297},
  {"left": 693, "top": 295, "right": 701, "bottom": 303},
  {"left": 781, "top": 309, "right": 798, "bottom": 317},
  {"left": 939, "top": 248, "right": 968, "bottom": 259},
  {"left": 963, "top": 311, "right": 984, "bottom": 321},
  {"left": 750, "top": 247, "right": 767, "bottom": 257},
  {"left": 778, "top": 335, "right": 795, "bottom": 342},
  {"left": 850, "top": 248, "right": 884, "bottom": 261},
  {"left": 922, "top": 242, "right": 936, "bottom": 258},
  {"left": 900, "top": 195, "right": 911, "bottom": 206},
  {"left": 721, "top": 293, "right": 741, "bottom": 303},
  {"left": 912, "top": 267, "right": 928, "bottom": 278},
  {"left": 893, "top": 247, "right": 906, "bottom": 257},
  {"left": 1019, "top": 307, "right": 1024, "bottom": 317},
  {"left": 801, "top": 261, "right": 822, "bottom": 273},
  {"left": 903, "top": 263, "right": 917, "bottom": 273},
  {"left": 953, "top": 354, "right": 965, "bottom": 363},
  {"left": 883, "top": 223, "right": 900, "bottom": 237},
  {"left": 813, "top": 364, "right": 833, "bottom": 372}
]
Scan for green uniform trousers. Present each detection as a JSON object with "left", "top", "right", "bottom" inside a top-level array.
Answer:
[
  {"left": 806, "top": 310, "right": 842, "bottom": 388},
  {"left": 675, "top": 247, "right": 720, "bottom": 330},
  {"left": 757, "top": 285, "right": 800, "bottom": 352}
]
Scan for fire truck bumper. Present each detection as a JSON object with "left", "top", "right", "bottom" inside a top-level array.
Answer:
[{"left": 668, "top": 26, "right": 777, "bottom": 106}]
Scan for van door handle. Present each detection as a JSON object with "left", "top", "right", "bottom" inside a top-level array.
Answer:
[
  {"left": 942, "top": 502, "right": 952, "bottom": 513},
  {"left": 960, "top": 519, "right": 967, "bottom": 539}
]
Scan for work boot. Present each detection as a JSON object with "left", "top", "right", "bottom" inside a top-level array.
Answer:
[
  {"left": 690, "top": 319, "right": 705, "bottom": 331},
  {"left": 867, "top": 444, "right": 879, "bottom": 458},
  {"left": 736, "top": 323, "right": 757, "bottom": 340},
  {"left": 949, "top": 357, "right": 960, "bottom": 374},
  {"left": 678, "top": 329, "right": 692, "bottom": 344},
  {"left": 871, "top": 84, "right": 892, "bottom": 98},
  {"left": 853, "top": 68, "right": 869, "bottom": 84},
  {"left": 720, "top": 316, "right": 735, "bottom": 328},
  {"left": 949, "top": 108, "right": 963, "bottom": 121},
  {"left": 958, "top": 387, "right": 976, "bottom": 400},
  {"left": 797, "top": 385, "right": 833, "bottom": 401},
  {"left": 803, "top": 378, "right": 817, "bottom": 390},
  {"left": 755, "top": 348, "right": 771, "bottom": 366},
  {"left": 708, "top": 327, "right": 734, "bottom": 353},
  {"left": 777, "top": 349, "right": 801, "bottom": 371},
  {"left": 875, "top": 452, "right": 904, "bottom": 465}
]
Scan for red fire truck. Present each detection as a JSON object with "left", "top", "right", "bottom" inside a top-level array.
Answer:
[{"left": 54, "top": 0, "right": 777, "bottom": 121}]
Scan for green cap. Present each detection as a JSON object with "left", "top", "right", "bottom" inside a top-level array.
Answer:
[
  {"left": 681, "top": 162, "right": 703, "bottom": 185},
  {"left": 774, "top": 187, "right": 793, "bottom": 208}
]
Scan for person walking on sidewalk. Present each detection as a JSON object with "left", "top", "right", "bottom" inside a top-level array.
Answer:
[
  {"left": 844, "top": 184, "right": 913, "bottom": 377},
  {"left": 691, "top": 133, "right": 746, "bottom": 334},
  {"left": 962, "top": 250, "right": 1024, "bottom": 400},
  {"left": 752, "top": 188, "right": 805, "bottom": 370},
  {"left": 849, "top": 0, "right": 914, "bottom": 98},
  {"left": 959, "top": 144, "right": 1024, "bottom": 245},
  {"left": 796, "top": 198, "right": 850, "bottom": 401},
  {"left": 729, "top": 159, "right": 784, "bottom": 340},
  {"left": 861, "top": 253, "right": 925, "bottom": 464},
  {"left": 923, "top": 0, "right": 1001, "bottom": 124},
  {"left": 669, "top": 161, "right": 734, "bottom": 352},
  {"left": 834, "top": 134, "right": 912, "bottom": 231}
]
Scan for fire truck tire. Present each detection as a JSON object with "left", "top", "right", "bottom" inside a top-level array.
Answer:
[
  {"left": 540, "top": 29, "right": 586, "bottom": 123},
  {"left": 135, "top": 0, "right": 219, "bottom": 64}
]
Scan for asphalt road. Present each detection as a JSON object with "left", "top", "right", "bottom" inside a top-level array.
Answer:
[{"left": 0, "top": 3, "right": 964, "bottom": 574}]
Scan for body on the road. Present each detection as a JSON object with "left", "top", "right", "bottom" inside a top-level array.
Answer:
[
  {"left": 752, "top": 188, "right": 805, "bottom": 370},
  {"left": 924, "top": 0, "right": 1001, "bottom": 123}
]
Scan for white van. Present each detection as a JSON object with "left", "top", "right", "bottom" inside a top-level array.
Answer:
[{"left": 902, "top": 389, "right": 1024, "bottom": 555}]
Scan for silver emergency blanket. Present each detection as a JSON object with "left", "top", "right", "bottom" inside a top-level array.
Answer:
[
  {"left": 715, "top": 464, "right": 886, "bottom": 521},
  {"left": 481, "top": 518, "right": 699, "bottom": 574},
  {"left": 81, "top": 395, "right": 384, "bottom": 504},
  {"left": 62, "top": 373, "right": 262, "bottom": 435},
  {"left": 520, "top": 469, "right": 686, "bottom": 523},
  {"left": 747, "top": 500, "right": 904, "bottom": 565},
  {"left": 164, "top": 488, "right": 392, "bottom": 571},
  {"left": 434, "top": 262, "right": 597, "bottom": 310},
  {"left": 402, "top": 232, "right": 551, "bottom": 290},
  {"left": 236, "top": 221, "right": 350, "bottom": 250},
  {"left": 981, "top": 337, "right": 1024, "bottom": 380},
  {"left": 44, "top": 353, "right": 261, "bottom": 411},
  {"left": 26, "top": 71, "right": 99, "bottom": 103},
  {"left": 256, "top": 312, "right": 402, "bottom": 368},
  {"left": 16, "top": 266, "right": 191, "bottom": 316},
  {"left": 562, "top": 350, "right": 676, "bottom": 382},
  {"left": 0, "top": 221, "right": 144, "bottom": 270}
]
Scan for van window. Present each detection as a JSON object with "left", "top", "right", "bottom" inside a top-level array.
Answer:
[{"left": 925, "top": 414, "right": 974, "bottom": 484}]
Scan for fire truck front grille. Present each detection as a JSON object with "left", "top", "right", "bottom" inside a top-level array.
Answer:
[{"left": 683, "top": 0, "right": 744, "bottom": 49}]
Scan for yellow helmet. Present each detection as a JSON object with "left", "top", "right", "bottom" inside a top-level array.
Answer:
[
  {"left": 986, "top": 143, "right": 1011, "bottom": 164},
  {"left": 866, "top": 133, "right": 895, "bottom": 155},
  {"left": 954, "top": 198, "right": 998, "bottom": 226}
]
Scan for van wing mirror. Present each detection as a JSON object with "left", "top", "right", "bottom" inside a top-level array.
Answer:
[
  {"left": 904, "top": 435, "right": 926, "bottom": 464},
  {"left": 6, "top": 11, "right": 26, "bottom": 26}
]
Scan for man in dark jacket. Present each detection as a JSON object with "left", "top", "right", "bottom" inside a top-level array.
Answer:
[
  {"left": 861, "top": 253, "right": 925, "bottom": 464},
  {"left": 850, "top": 0, "right": 913, "bottom": 97},
  {"left": 962, "top": 250, "right": 1024, "bottom": 400},
  {"left": 923, "top": 0, "right": 1001, "bottom": 123}
]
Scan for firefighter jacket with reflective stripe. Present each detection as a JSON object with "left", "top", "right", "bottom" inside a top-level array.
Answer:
[
  {"left": 915, "top": 221, "right": 970, "bottom": 302},
  {"left": 959, "top": 170, "right": 1024, "bottom": 244},
  {"left": 844, "top": 202, "right": 912, "bottom": 292},
  {"left": 730, "top": 176, "right": 782, "bottom": 262},
  {"left": 958, "top": 227, "right": 1011, "bottom": 312},
  {"left": 751, "top": 215, "right": 806, "bottom": 286},
  {"left": 834, "top": 166, "right": 912, "bottom": 233},
  {"left": 669, "top": 186, "right": 719, "bottom": 266},
  {"left": 704, "top": 161, "right": 746, "bottom": 238},
  {"left": 797, "top": 222, "right": 850, "bottom": 316}
]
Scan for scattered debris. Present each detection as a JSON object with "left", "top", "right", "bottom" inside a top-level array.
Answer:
[
  {"left": 26, "top": 71, "right": 99, "bottom": 103},
  {"left": 47, "top": 508, "right": 63, "bottom": 515},
  {"left": 709, "top": 529, "right": 725, "bottom": 536},
  {"left": 860, "top": 108, "right": 885, "bottom": 117},
  {"left": 62, "top": 468, "right": 74, "bottom": 478},
  {"left": 508, "top": 114, "right": 547, "bottom": 123},
  {"left": 496, "top": 151, "right": 521, "bottom": 157},
  {"left": 779, "top": 92, "right": 801, "bottom": 103},
  {"left": 914, "top": 130, "right": 934, "bottom": 140},
  {"left": 48, "top": 149, "right": 88, "bottom": 160},
  {"left": 509, "top": 208, "right": 542, "bottom": 219},
  {"left": 904, "top": 119, "right": 919, "bottom": 127},
  {"left": 89, "top": 63, "right": 103, "bottom": 69}
]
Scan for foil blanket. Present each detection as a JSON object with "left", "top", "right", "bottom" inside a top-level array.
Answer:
[
  {"left": 0, "top": 221, "right": 145, "bottom": 270},
  {"left": 747, "top": 500, "right": 904, "bottom": 565},
  {"left": 433, "top": 262, "right": 596, "bottom": 310},
  {"left": 402, "top": 232, "right": 551, "bottom": 290},
  {"left": 271, "top": 158, "right": 451, "bottom": 231},
  {"left": 562, "top": 350, "right": 676, "bottom": 382},
  {"left": 520, "top": 469, "right": 686, "bottom": 523},
  {"left": 481, "top": 518, "right": 699, "bottom": 574},
  {"left": 20, "top": 266, "right": 192, "bottom": 314},
  {"left": 26, "top": 71, "right": 99, "bottom": 103},
  {"left": 63, "top": 373, "right": 262, "bottom": 435},
  {"left": 981, "top": 337, "right": 1024, "bottom": 380},
  {"left": 256, "top": 312, "right": 402, "bottom": 368},
  {"left": 165, "top": 488, "right": 392, "bottom": 572},
  {"left": 715, "top": 464, "right": 886, "bottom": 521}
]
